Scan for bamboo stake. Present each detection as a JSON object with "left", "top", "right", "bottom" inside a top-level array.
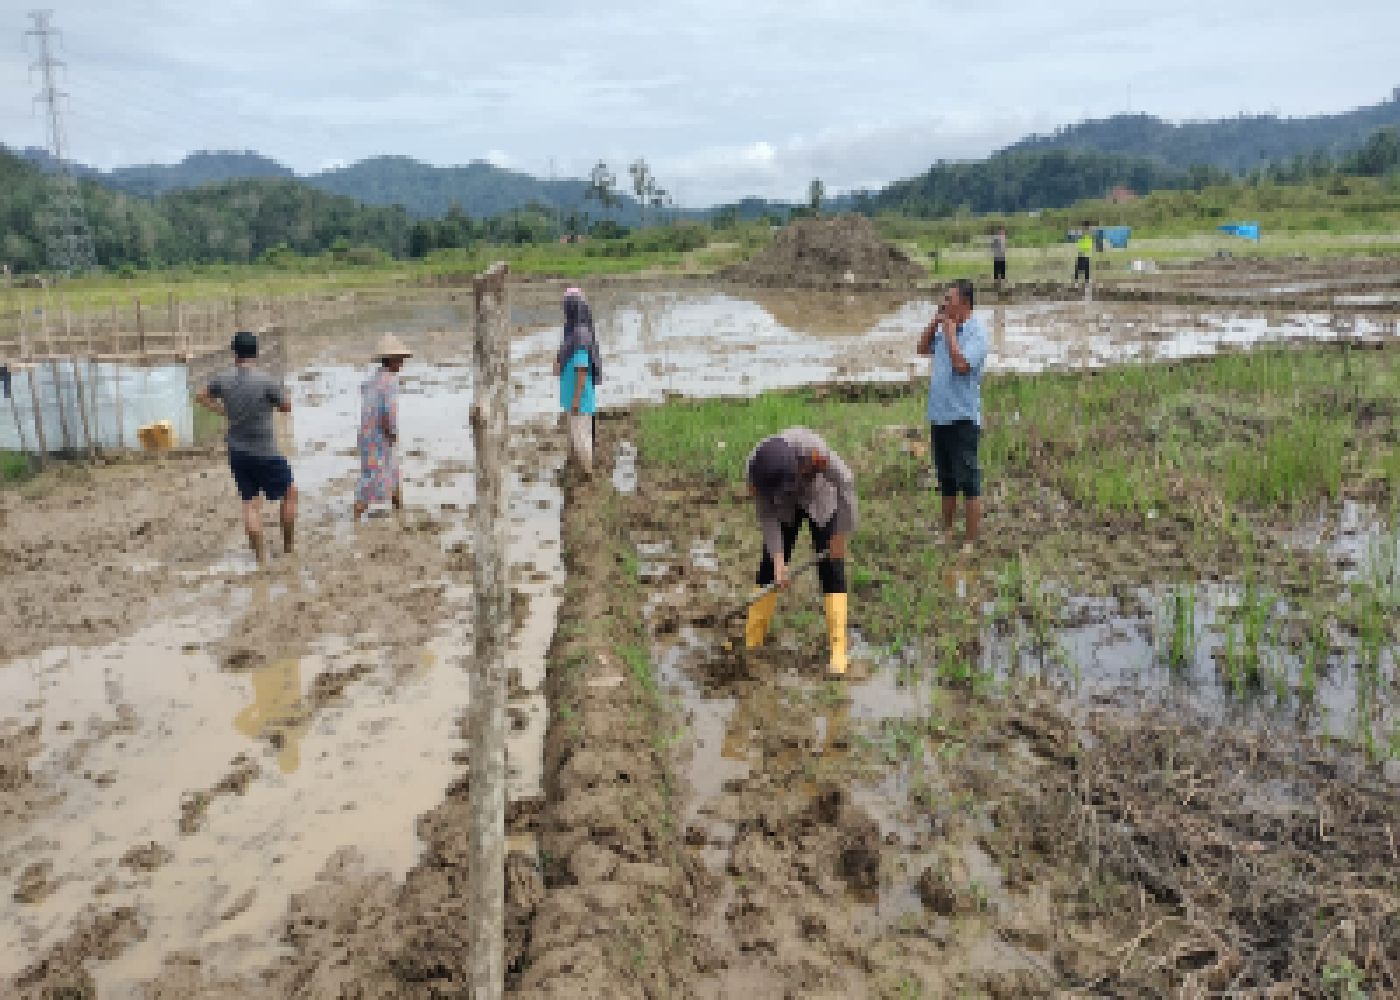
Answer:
[
  {"left": 48, "top": 360, "right": 72, "bottom": 452},
  {"left": 9, "top": 378, "right": 31, "bottom": 457},
  {"left": 114, "top": 362, "right": 125, "bottom": 450},
  {"left": 469, "top": 261, "right": 510, "bottom": 1000},
  {"left": 71, "top": 356, "right": 95, "bottom": 460},
  {"left": 26, "top": 367, "right": 48, "bottom": 466}
]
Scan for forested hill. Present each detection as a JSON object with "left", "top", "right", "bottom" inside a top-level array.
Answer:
[
  {"left": 1, "top": 144, "right": 413, "bottom": 272},
  {"left": 20, "top": 148, "right": 294, "bottom": 197},
  {"left": 22, "top": 148, "right": 646, "bottom": 223},
  {"left": 308, "top": 155, "right": 640, "bottom": 221},
  {"left": 1005, "top": 89, "right": 1400, "bottom": 173},
  {"left": 868, "top": 148, "right": 1216, "bottom": 218}
]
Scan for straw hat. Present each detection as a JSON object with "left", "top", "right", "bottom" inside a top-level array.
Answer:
[{"left": 374, "top": 333, "right": 412, "bottom": 361}]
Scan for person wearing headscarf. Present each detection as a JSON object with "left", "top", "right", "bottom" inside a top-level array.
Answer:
[
  {"left": 553, "top": 287, "right": 602, "bottom": 474},
  {"left": 744, "top": 427, "right": 858, "bottom": 676},
  {"left": 354, "top": 333, "right": 412, "bottom": 520}
]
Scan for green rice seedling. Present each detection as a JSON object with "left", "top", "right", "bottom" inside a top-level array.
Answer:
[
  {"left": 1237, "top": 582, "right": 1272, "bottom": 689},
  {"left": 1222, "top": 623, "right": 1244, "bottom": 695},
  {"left": 1268, "top": 648, "right": 1290, "bottom": 704},
  {"left": 1162, "top": 584, "right": 1197, "bottom": 671},
  {"left": 620, "top": 643, "right": 657, "bottom": 696},
  {"left": 1298, "top": 614, "right": 1329, "bottom": 703}
]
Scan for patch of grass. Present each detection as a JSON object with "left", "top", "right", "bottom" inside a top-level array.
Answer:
[{"left": 1, "top": 449, "right": 34, "bottom": 485}]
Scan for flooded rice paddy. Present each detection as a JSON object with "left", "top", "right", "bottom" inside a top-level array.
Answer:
[{"left": 1, "top": 281, "right": 1397, "bottom": 994}]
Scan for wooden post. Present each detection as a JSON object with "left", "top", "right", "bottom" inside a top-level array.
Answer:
[
  {"left": 136, "top": 296, "right": 146, "bottom": 357},
  {"left": 468, "top": 260, "right": 510, "bottom": 1000},
  {"left": 26, "top": 367, "right": 48, "bottom": 467},
  {"left": 168, "top": 290, "right": 175, "bottom": 336}
]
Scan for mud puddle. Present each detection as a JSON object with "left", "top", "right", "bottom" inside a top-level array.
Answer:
[{"left": 2, "top": 316, "right": 566, "bottom": 992}]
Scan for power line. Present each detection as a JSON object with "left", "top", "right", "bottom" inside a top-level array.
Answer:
[{"left": 26, "top": 9, "right": 96, "bottom": 273}]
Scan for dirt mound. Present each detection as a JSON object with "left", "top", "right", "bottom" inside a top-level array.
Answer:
[{"left": 725, "top": 214, "right": 926, "bottom": 289}]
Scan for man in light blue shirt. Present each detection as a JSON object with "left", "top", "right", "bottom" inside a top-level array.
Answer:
[{"left": 917, "top": 279, "right": 990, "bottom": 551}]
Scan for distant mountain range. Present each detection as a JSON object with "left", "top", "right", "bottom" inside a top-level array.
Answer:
[
  {"left": 15, "top": 88, "right": 1400, "bottom": 221},
  {"left": 18, "top": 148, "right": 650, "bottom": 223},
  {"left": 1006, "top": 88, "right": 1400, "bottom": 173}
]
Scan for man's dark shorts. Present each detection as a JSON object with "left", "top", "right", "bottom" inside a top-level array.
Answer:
[
  {"left": 228, "top": 449, "right": 293, "bottom": 502},
  {"left": 930, "top": 420, "right": 982, "bottom": 498}
]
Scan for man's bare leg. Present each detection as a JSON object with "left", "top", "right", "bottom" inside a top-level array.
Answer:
[
  {"left": 391, "top": 488, "right": 403, "bottom": 512},
  {"left": 280, "top": 485, "right": 297, "bottom": 553},
  {"left": 964, "top": 496, "right": 982, "bottom": 546},
  {"left": 244, "top": 497, "right": 267, "bottom": 567},
  {"left": 941, "top": 496, "right": 957, "bottom": 534}
]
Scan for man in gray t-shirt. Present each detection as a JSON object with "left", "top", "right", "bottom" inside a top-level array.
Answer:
[{"left": 196, "top": 331, "right": 296, "bottom": 566}]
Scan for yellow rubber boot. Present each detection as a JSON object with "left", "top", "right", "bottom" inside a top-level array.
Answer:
[
  {"left": 745, "top": 590, "right": 779, "bottom": 649},
  {"left": 824, "top": 593, "right": 849, "bottom": 676}
]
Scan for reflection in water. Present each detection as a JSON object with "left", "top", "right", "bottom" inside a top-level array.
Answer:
[{"left": 232, "top": 657, "right": 307, "bottom": 773}]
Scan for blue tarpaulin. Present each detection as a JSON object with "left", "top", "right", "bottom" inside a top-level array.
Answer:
[
  {"left": 1096, "top": 226, "right": 1131, "bottom": 248},
  {"left": 1218, "top": 222, "right": 1261, "bottom": 242}
]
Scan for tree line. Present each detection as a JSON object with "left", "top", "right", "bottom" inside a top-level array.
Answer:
[{"left": 4, "top": 129, "right": 1399, "bottom": 275}]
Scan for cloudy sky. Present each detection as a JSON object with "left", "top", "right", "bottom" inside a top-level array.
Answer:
[{"left": 1, "top": 1, "right": 1397, "bottom": 206}]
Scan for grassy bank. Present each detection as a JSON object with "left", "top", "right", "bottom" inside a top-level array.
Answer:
[{"left": 0, "top": 224, "right": 775, "bottom": 317}]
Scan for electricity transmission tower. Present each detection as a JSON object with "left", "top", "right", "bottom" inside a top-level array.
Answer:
[{"left": 26, "top": 9, "right": 97, "bottom": 274}]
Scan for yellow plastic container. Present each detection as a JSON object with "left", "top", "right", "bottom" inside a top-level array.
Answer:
[{"left": 137, "top": 420, "right": 176, "bottom": 452}]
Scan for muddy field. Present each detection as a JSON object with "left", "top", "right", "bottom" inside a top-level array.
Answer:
[{"left": 1, "top": 275, "right": 1397, "bottom": 997}]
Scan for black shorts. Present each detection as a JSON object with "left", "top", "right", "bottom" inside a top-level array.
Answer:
[
  {"left": 930, "top": 421, "right": 982, "bottom": 498},
  {"left": 228, "top": 449, "right": 293, "bottom": 502},
  {"left": 756, "top": 512, "right": 847, "bottom": 594},
  {"left": 993, "top": 258, "right": 1007, "bottom": 280},
  {"left": 1074, "top": 255, "right": 1091, "bottom": 280}
]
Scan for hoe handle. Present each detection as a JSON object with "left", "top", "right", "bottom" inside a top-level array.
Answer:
[{"left": 720, "top": 550, "right": 830, "bottom": 624}]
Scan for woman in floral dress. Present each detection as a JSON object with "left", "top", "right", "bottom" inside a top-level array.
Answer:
[{"left": 354, "top": 333, "right": 412, "bottom": 519}]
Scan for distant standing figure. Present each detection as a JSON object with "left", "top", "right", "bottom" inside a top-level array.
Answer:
[
  {"left": 917, "top": 279, "right": 990, "bottom": 553},
  {"left": 992, "top": 227, "right": 1007, "bottom": 282},
  {"left": 197, "top": 330, "right": 295, "bottom": 567},
  {"left": 1074, "top": 225, "right": 1093, "bottom": 283},
  {"left": 354, "top": 333, "right": 412, "bottom": 520},
  {"left": 554, "top": 287, "right": 602, "bottom": 475}
]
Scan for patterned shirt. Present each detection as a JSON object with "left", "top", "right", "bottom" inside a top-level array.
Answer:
[{"left": 207, "top": 365, "right": 287, "bottom": 457}]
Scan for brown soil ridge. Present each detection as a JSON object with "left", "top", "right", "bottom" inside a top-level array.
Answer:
[
  {"left": 511, "top": 427, "right": 695, "bottom": 996},
  {"left": 723, "top": 214, "right": 926, "bottom": 290}
]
